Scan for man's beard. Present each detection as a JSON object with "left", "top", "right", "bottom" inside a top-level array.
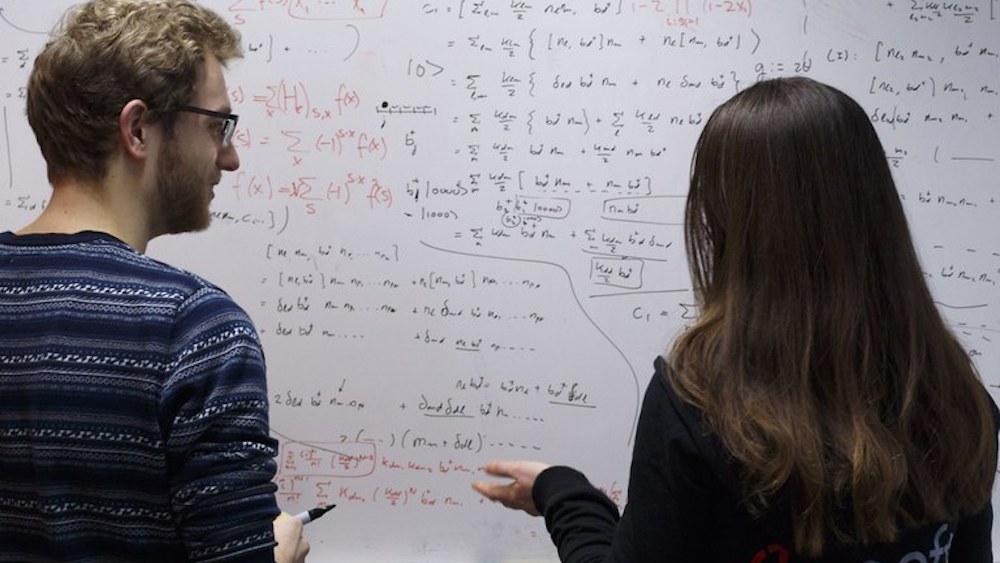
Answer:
[{"left": 154, "top": 139, "right": 213, "bottom": 235}]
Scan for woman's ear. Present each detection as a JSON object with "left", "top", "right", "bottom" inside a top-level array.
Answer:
[{"left": 118, "top": 99, "right": 151, "bottom": 159}]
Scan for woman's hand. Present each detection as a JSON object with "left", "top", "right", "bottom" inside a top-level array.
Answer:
[{"left": 472, "top": 460, "right": 551, "bottom": 517}]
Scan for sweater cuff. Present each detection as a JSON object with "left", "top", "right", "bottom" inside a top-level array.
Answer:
[{"left": 532, "top": 465, "right": 591, "bottom": 513}]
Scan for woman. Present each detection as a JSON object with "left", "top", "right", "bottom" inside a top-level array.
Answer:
[{"left": 472, "top": 77, "right": 997, "bottom": 562}]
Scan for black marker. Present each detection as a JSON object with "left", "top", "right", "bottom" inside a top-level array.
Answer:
[{"left": 295, "top": 504, "right": 336, "bottom": 524}]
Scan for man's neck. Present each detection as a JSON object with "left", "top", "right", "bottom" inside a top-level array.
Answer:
[{"left": 18, "top": 177, "right": 152, "bottom": 253}]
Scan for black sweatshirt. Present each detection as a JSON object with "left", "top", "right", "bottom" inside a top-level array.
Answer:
[{"left": 532, "top": 358, "right": 994, "bottom": 563}]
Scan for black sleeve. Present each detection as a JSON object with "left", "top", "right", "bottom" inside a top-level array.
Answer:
[
  {"left": 948, "top": 392, "right": 998, "bottom": 563},
  {"left": 532, "top": 466, "right": 620, "bottom": 563},
  {"left": 948, "top": 502, "right": 993, "bottom": 563},
  {"left": 531, "top": 367, "right": 714, "bottom": 563},
  {"left": 949, "top": 392, "right": 998, "bottom": 562}
]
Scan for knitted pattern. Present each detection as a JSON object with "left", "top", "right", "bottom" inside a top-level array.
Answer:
[{"left": 0, "top": 231, "right": 279, "bottom": 562}]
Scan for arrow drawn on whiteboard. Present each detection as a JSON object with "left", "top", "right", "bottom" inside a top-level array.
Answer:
[
  {"left": 343, "top": 24, "right": 360, "bottom": 61},
  {"left": 0, "top": 7, "right": 49, "bottom": 34},
  {"left": 419, "top": 240, "right": 642, "bottom": 447},
  {"left": 269, "top": 427, "right": 356, "bottom": 457}
]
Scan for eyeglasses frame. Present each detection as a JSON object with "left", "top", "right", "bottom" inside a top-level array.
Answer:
[{"left": 177, "top": 105, "right": 239, "bottom": 148}]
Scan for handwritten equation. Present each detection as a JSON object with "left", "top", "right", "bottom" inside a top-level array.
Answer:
[{"left": 1, "top": 1, "right": 997, "bottom": 559}]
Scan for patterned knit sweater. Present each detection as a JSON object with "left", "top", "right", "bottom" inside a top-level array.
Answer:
[{"left": 0, "top": 231, "right": 280, "bottom": 562}]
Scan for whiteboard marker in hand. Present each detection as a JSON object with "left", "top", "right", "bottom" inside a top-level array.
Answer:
[{"left": 295, "top": 504, "right": 336, "bottom": 524}]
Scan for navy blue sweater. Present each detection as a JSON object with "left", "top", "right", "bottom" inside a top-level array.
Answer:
[{"left": 0, "top": 231, "right": 280, "bottom": 562}]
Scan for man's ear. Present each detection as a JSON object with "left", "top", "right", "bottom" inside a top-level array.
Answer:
[{"left": 119, "top": 99, "right": 153, "bottom": 159}]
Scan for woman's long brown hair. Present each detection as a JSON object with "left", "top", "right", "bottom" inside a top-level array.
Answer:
[{"left": 668, "top": 77, "right": 996, "bottom": 556}]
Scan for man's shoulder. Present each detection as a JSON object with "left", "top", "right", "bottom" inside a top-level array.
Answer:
[
  {"left": 0, "top": 230, "right": 228, "bottom": 296},
  {"left": 15, "top": 232, "right": 243, "bottom": 316},
  {"left": 85, "top": 236, "right": 237, "bottom": 305}
]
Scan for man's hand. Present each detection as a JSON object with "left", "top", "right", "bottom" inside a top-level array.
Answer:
[{"left": 273, "top": 512, "right": 310, "bottom": 563}]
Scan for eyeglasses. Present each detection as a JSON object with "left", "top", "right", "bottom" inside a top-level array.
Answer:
[{"left": 178, "top": 105, "right": 239, "bottom": 148}]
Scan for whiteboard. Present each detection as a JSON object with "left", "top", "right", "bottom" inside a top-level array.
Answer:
[{"left": 1, "top": 1, "right": 998, "bottom": 561}]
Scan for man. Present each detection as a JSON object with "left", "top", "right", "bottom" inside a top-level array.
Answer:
[{"left": 0, "top": 0, "right": 308, "bottom": 560}]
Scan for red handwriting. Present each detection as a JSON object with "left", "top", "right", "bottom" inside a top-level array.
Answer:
[
  {"left": 276, "top": 480, "right": 467, "bottom": 509},
  {"left": 280, "top": 441, "right": 377, "bottom": 477},
  {"left": 229, "top": 126, "right": 389, "bottom": 174},
  {"left": 228, "top": 172, "right": 393, "bottom": 213},
  {"left": 227, "top": 0, "right": 389, "bottom": 25},
  {"left": 630, "top": 0, "right": 751, "bottom": 26},
  {"left": 247, "top": 80, "right": 361, "bottom": 119},
  {"left": 274, "top": 128, "right": 388, "bottom": 160}
]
